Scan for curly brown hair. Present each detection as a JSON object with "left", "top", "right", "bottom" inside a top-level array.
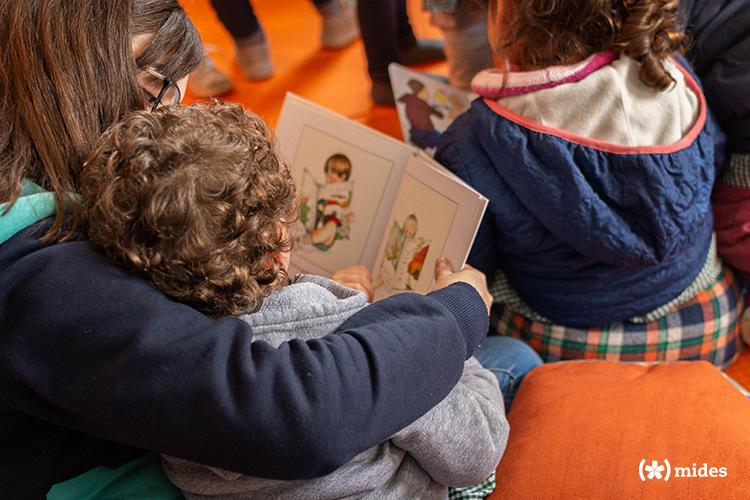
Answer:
[
  {"left": 491, "top": 0, "right": 688, "bottom": 90},
  {"left": 78, "top": 102, "right": 297, "bottom": 318}
]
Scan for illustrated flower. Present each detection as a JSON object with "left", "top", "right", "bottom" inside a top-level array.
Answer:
[{"left": 645, "top": 460, "right": 665, "bottom": 480}]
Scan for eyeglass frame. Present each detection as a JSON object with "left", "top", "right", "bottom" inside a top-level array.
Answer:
[{"left": 143, "top": 67, "right": 182, "bottom": 112}]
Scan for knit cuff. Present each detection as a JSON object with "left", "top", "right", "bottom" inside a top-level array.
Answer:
[
  {"left": 427, "top": 282, "right": 489, "bottom": 359},
  {"left": 720, "top": 154, "right": 750, "bottom": 188}
]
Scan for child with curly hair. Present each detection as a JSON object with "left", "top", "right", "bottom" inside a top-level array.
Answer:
[
  {"left": 436, "top": 0, "right": 743, "bottom": 366},
  {"left": 78, "top": 102, "right": 527, "bottom": 499}
]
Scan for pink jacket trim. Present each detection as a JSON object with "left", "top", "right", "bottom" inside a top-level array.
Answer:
[
  {"left": 471, "top": 51, "right": 617, "bottom": 98},
  {"left": 480, "top": 58, "right": 707, "bottom": 155}
]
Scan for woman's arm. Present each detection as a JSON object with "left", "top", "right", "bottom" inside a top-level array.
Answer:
[{"left": 0, "top": 231, "right": 488, "bottom": 480}]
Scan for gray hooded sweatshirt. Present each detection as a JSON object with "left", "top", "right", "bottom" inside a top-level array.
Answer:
[{"left": 163, "top": 275, "right": 508, "bottom": 499}]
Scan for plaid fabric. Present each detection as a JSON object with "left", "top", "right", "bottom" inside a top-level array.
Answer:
[
  {"left": 423, "top": 0, "right": 459, "bottom": 12},
  {"left": 448, "top": 473, "right": 496, "bottom": 499},
  {"left": 490, "top": 235, "right": 723, "bottom": 323},
  {"left": 491, "top": 268, "right": 743, "bottom": 369},
  {"left": 720, "top": 154, "right": 750, "bottom": 188}
]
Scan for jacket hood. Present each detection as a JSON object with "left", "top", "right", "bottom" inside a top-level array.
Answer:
[{"left": 472, "top": 87, "right": 718, "bottom": 268}]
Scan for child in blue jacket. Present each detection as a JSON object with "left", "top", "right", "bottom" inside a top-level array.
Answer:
[{"left": 436, "top": 0, "right": 743, "bottom": 366}]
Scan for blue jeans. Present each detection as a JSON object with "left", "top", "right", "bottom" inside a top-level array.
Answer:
[{"left": 473, "top": 336, "right": 542, "bottom": 410}]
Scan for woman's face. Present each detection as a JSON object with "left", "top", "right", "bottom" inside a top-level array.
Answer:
[
  {"left": 132, "top": 34, "right": 189, "bottom": 111},
  {"left": 136, "top": 72, "right": 189, "bottom": 110}
]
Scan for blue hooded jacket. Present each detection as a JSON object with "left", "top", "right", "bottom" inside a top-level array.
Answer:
[{"left": 436, "top": 60, "right": 725, "bottom": 327}]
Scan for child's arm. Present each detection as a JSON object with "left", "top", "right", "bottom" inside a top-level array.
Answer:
[{"left": 389, "top": 357, "right": 508, "bottom": 486}]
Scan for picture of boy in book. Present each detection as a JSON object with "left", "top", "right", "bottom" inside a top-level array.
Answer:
[
  {"left": 397, "top": 79, "right": 443, "bottom": 150},
  {"left": 378, "top": 214, "right": 431, "bottom": 293},
  {"left": 299, "top": 153, "right": 355, "bottom": 252}
]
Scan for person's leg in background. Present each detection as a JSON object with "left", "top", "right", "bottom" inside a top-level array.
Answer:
[
  {"left": 358, "top": 0, "right": 445, "bottom": 105},
  {"left": 187, "top": 0, "right": 268, "bottom": 97},
  {"left": 396, "top": 0, "right": 444, "bottom": 64},
  {"left": 428, "top": 0, "right": 493, "bottom": 89},
  {"left": 190, "top": 0, "right": 359, "bottom": 97},
  {"left": 358, "top": 0, "right": 401, "bottom": 104},
  {"left": 314, "top": 0, "right": 360, "bottom": 50},
  {"left": 473, "top": 336, "right": 543, "bottom": 410},
  {"left": 210, "top": 0, "right": 274, "bottom": 81}
]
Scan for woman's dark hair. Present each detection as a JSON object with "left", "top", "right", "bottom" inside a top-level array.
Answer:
[
  {"left": 491, "top": 0, "right": 687, "bottom": 91},
  {"left": 79, "top": 102, "right": 297, "bottom": 318},
  {"left": 0, "top": 0, "right": 202, "bottom": 238}
]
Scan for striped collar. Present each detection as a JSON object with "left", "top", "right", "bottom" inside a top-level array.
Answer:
[{"left": 471, "top": 51, "right": 617, "bottom": 99}]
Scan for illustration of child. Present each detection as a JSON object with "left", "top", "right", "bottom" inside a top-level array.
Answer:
[
  {"left": 379, "top": 214, "right": 431, "bottom": 293},
  {"left": 397, "top": 79, "right": 443, "bottom": 150},
  {"left": 299, "top": 153, "right": 355, "bottom": 251}
]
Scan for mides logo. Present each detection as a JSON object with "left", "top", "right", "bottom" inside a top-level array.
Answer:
[{"left": 638, "top": 459, "right": 728, "bottom": 482}]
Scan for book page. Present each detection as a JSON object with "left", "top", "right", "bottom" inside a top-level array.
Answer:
[
  {"left": 372, "top": 154, "right": 488, "bottom": 300},
  {"left": 276, "top": 93, "right": 415, "bottom": 276},
  {"left": 389, "top": 63, "right": 477, "bottom": 157}
]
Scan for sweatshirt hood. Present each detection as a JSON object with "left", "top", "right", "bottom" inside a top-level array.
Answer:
[{"left": 0, "top": 181, "right": 57, "bottom": 245}]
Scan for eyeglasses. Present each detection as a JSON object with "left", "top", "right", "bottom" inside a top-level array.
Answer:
[{"left": 143, "top": 67, "right": 182, "bottom": 112}]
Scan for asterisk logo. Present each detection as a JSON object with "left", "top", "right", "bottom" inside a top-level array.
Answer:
[{"left": 645, "top": 460, "right": 665, "bottom": 480}]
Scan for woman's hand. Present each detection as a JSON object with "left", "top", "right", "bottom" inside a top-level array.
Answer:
[
  {"left": 432, "top": 258, "right": 492, "bottom": 314},
  {"left": 331, "top": 265, "right": 374, "bottom": 302}
]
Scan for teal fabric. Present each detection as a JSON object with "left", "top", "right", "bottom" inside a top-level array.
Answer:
[
  {"left": 0, "top": 183, "right": 181, "bottom": 499},
  {"left": 0, "top": 180, "right": 57, "bottom": 244},
  {"left": 47, "top": 454, "right": 184, "bottom": 500}
]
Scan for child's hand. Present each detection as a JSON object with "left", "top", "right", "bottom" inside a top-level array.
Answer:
[{"left": 332, "top": 265, "right": 374, "bottom": 302}]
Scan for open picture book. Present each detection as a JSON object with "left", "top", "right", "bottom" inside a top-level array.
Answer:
[
  {"left": 388, "top": 63, "right": 477, "bottom": 157},
  {"left": 276, "top": 93, "right": 488, "bottom": 300}
]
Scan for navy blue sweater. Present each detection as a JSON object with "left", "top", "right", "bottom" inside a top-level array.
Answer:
[{"left": 0, "top": 222, "right": 488, "bottom": 498}]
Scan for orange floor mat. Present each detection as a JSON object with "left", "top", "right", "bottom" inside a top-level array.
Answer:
[
  {"left": 182, "top": 0, "right": 750, "bottom": 391},
  {"left": 181, "top": 0, "right": 445, "bottom": 138}
]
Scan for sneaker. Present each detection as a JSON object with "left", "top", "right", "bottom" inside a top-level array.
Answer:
[
  {"left": 187, "top": 54, "right": 233, "bottom": 98},
  {"left": 397, "top": 39, "right": 446, "bottom": 66},
  {"left": 320, "top": 0, "right": 360, "bottom": 50},
  {"left": 235, "top": 30, "right": 274, "bottom": 81}
]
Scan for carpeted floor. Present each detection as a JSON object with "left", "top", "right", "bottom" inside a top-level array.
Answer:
[
  {"left": 182, "top": 0, "right": 443, "bottom": 136},
  {"left": 182, "top": 0, "right": 750, "bottom": 390}
]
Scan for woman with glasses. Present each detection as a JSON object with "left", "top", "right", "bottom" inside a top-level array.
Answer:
[
  {"left": 140, "top": 67, "right": 184, "bottom": 111},
  {"left": 0, "top": 1, "right": 502, "bottom": 497}
]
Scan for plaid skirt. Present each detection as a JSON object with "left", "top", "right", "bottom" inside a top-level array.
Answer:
[{"left": 491, "top": 268, "right": 744, "bottom": 369}]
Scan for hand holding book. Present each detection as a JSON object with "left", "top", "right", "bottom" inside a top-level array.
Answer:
[{"left": 433, "top": 258, "right": 492, "bottom": 314}]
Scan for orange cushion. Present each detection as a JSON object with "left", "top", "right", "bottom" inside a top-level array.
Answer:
[{"left": 491, "top": 361, "right": 750, "bottom": 499}]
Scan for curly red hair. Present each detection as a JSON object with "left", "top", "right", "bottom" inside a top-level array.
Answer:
[
  {"left": 491, "top": 0, "right": 688, "bottom": 90},
  {"left": 78, "top": 102, "right": 296, "bottom": 318}
]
